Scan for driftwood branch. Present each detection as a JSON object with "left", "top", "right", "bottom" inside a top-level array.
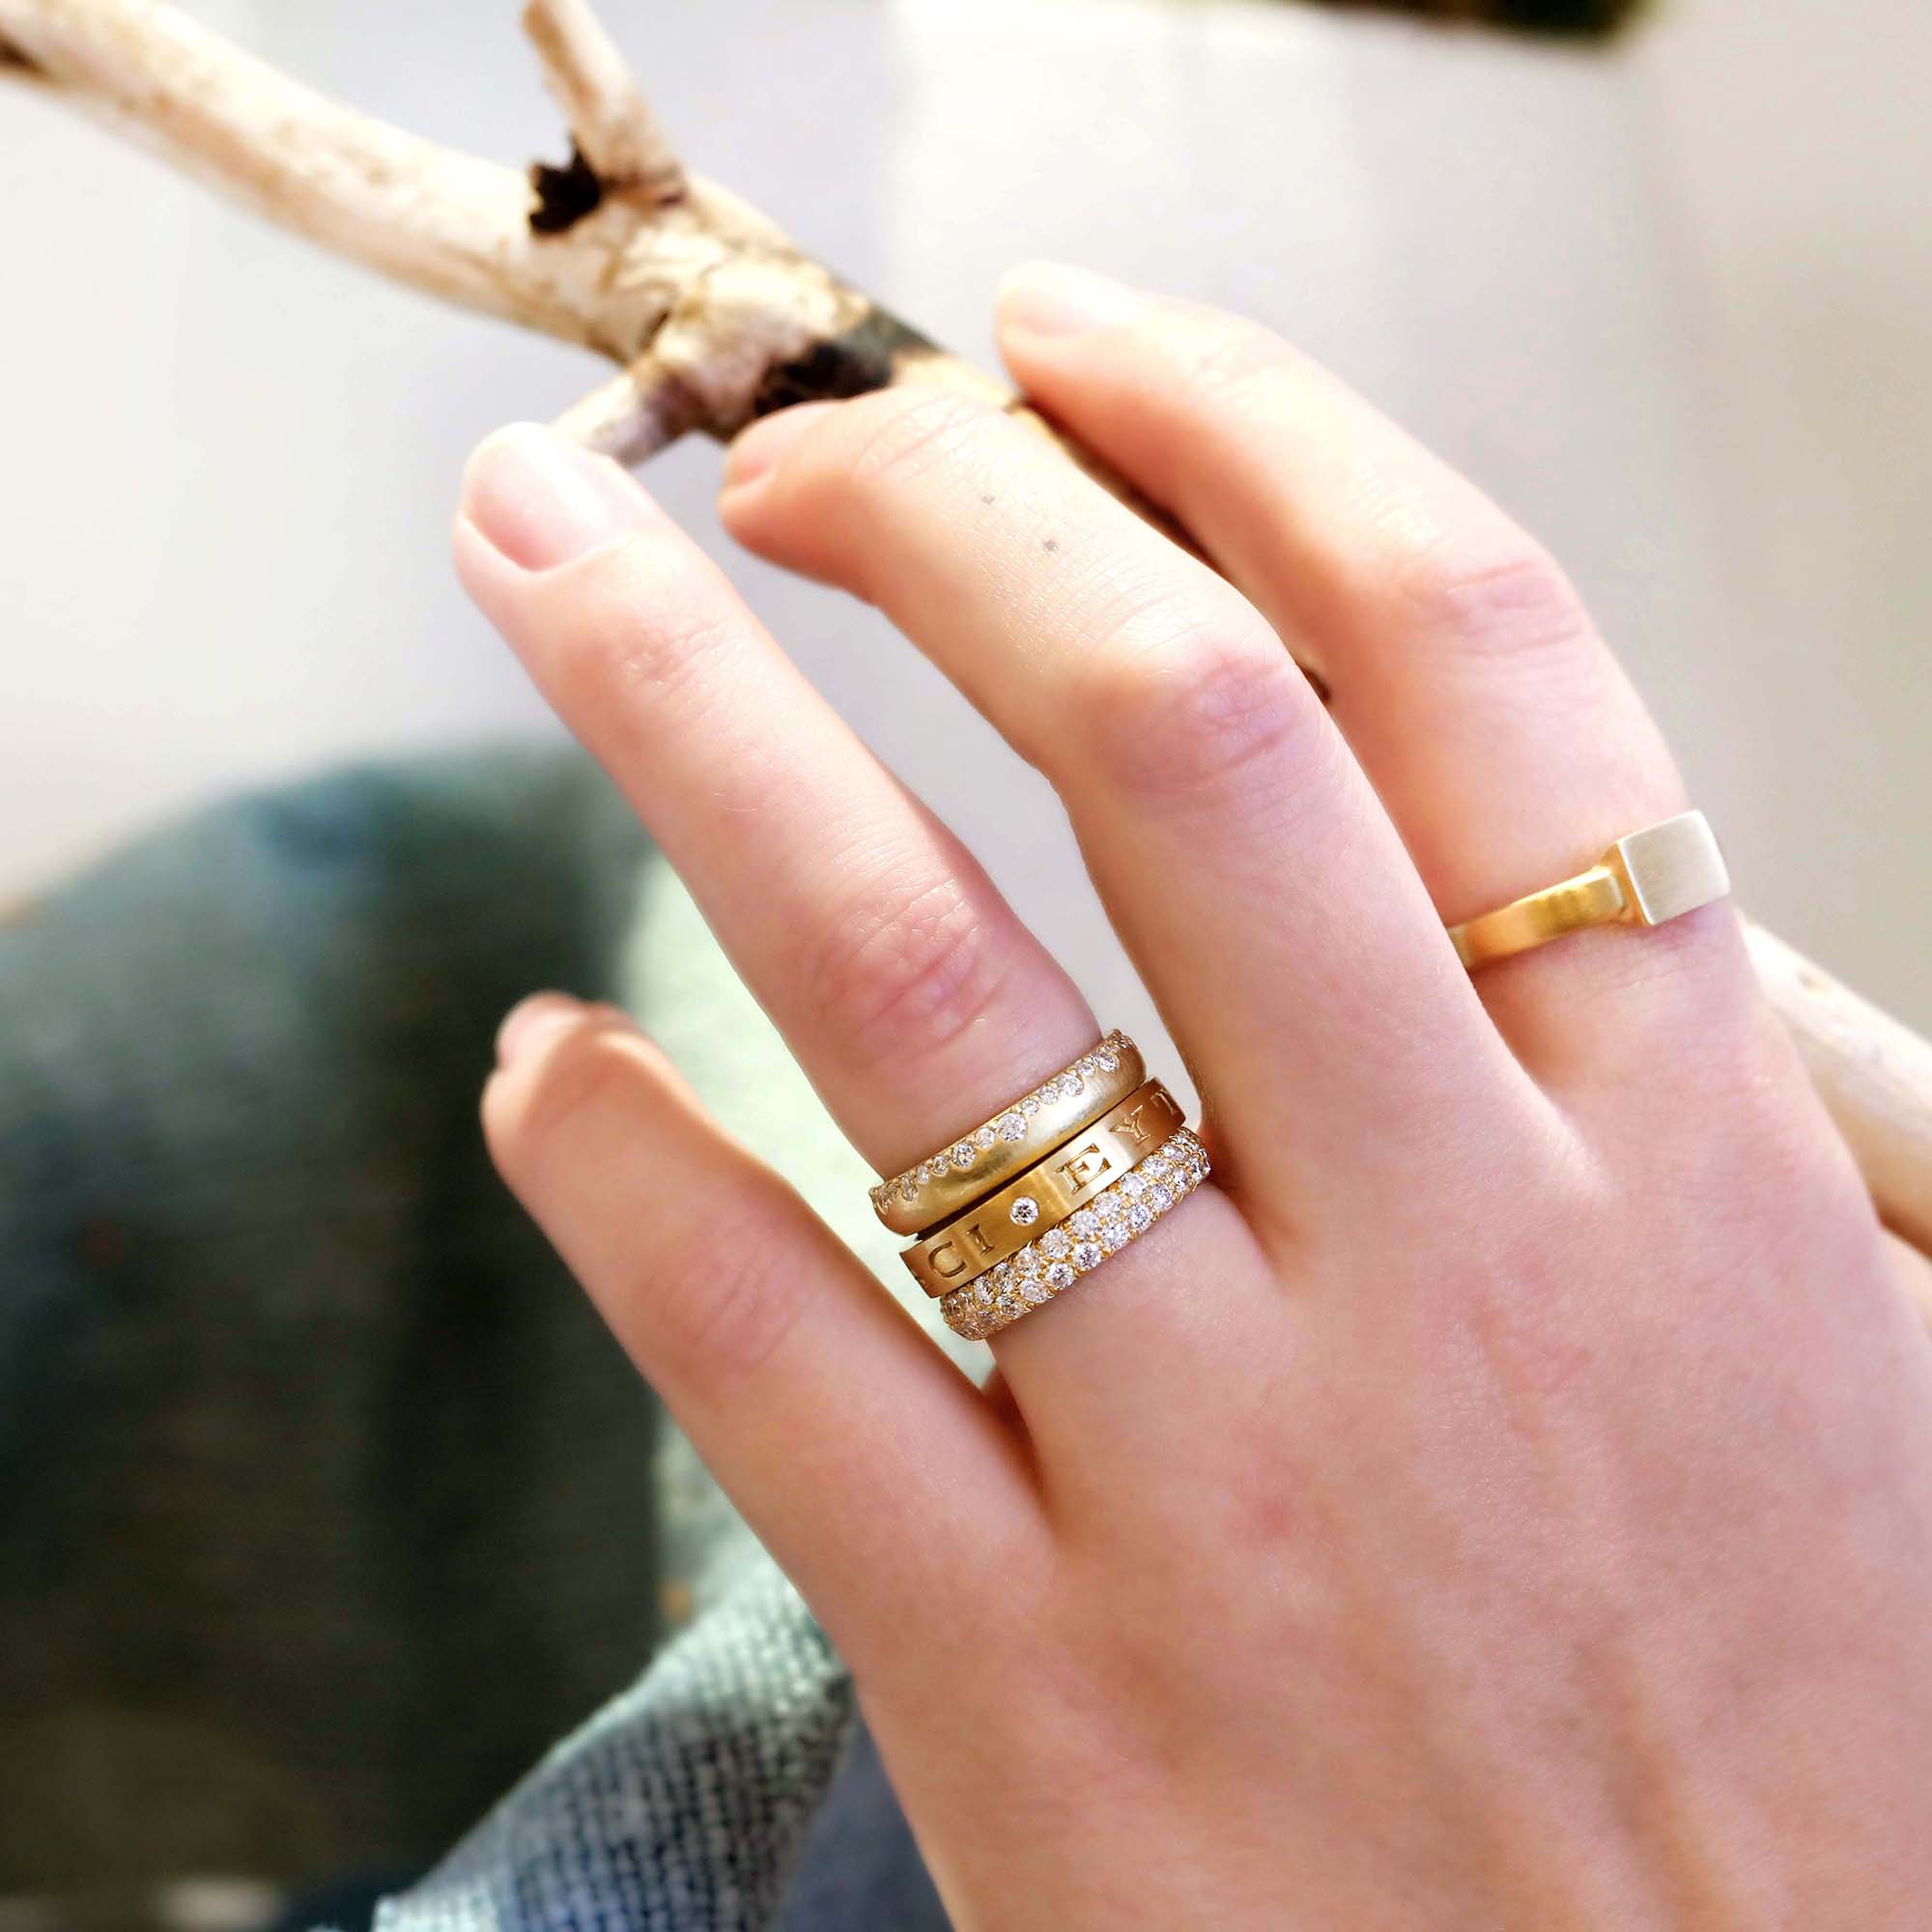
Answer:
[{"left": 5, "top": 0, "right": 1931, "bottom": 1269}]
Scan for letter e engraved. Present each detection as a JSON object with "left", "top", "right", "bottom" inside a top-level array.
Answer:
[
  {"left": 930, "top": 1240, "right": 969, "bottom": 1279},
  {"left": 1057, "top": 1142, "right": 1112, "bottom": 1192}
]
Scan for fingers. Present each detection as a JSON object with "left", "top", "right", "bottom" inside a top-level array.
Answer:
[
  {"left": 455, "top": 424, "right": 1287, "bottom": 1468},
  {"left": 454, "top": 423, "right": 1095, "bottom": 1184},
  {"left": 717, "top": 390, "right": 1522, "bottom": 1213},
  {"left": 993, "top": 263, "right": 1757, "bottom": 1081},
  {"left": 484, "top": 994, "right": 1041, "bottom": 1661}
]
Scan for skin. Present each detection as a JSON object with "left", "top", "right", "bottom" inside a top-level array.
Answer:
[{"left": 452, "top": 262, "right": 1932, "bottom": 1928}]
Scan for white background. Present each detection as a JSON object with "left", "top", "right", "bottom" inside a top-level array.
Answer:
[{"left": 2, "top": 0, "right": 1927, "bottom": 1032}]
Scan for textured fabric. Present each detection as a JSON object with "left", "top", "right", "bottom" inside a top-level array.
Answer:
[
  {"left": 0, "top": 751, "right": 663, "bottom": 1886},
  {"left": 374, "top": 1570, "right": 855, "bottom": 1932},
  {"left": 2, "top": 748, "right": 952, "bottom": 1925}
]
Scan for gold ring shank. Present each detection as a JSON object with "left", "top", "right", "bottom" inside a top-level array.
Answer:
[
  {"left": 870, "top": 1032, "right": 1144, "bottom": 1236},
  {"left": 1448, "top": 810, "right": 1730, "bottom": 971},
  {"left": 900, "top": 1080, "right": 1185, "bottom": 1297}
]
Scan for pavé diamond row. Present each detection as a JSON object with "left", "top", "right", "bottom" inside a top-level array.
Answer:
[{"left": 938, "top": 1128, "right": 1209, "bottom": 1341}]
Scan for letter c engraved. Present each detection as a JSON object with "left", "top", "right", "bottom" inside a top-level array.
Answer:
[{"left": 929, "top": 1240, "right": 968, "bottom": 1279}]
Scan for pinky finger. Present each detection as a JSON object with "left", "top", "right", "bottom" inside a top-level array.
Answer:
[{"left": 483, "top": 994, "right": 1042, "bottom": 1664}]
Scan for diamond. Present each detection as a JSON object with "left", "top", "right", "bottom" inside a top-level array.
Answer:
[
  {"left": 1150, "top": 1183, "right": 1176, "bottom": 1214},
  {"left": 1075, "top": 1058, "right": 1096, "bottom": 1077},
  {"left": 1009, "top": 1196, "right": 1039, "bottom": 1226},
  {"left": 1120, "top": 1173, "right": 1148, "bottom": 1200},
  {"left": 919, "top": 1160, "right": 937, "bottom": 1182},
  {"left": 1143, "top": 1154, "right": 1171, "bottom": 1181},
  {"left": 1072, "top": 1241, "right": 1104, "bottom": 1271},
  {"left": 997, "top": 1112, "right": 1027, "bottom": 1143},
  {"left": 899, "top": 1175, "right": 919, "bottom": 1203},
  {"left": 1021, "top": 1095, "right": 1041, "bottom": 1117},
  {"left": 1044, "top": 1262, "right": 1076, "bottom": 1291},
  {"left": 1039, "top": 1228, "right": 1071, "bottom": 1260},
  {"left": 951, "top": 1140, "right": 976, "bottom": 1170},
  {"left": 976, "top": 1124, "right": 998, "bottom": 1150},
  {"left": 1094, "top": 1049, "right": 1118, "bottom": 1072},
  {"left": 1022, "top": 1277, "right": 1052, "bottom": 1305},
  {"left": 1013, "top": 1247, "right": 1042, "bottom": 1277},
  {"left": 1127, "top": 1202, "right": 1153, "bottom": 1233},
  {"left": 1067, "top": 1208, "right": 1100, "bottom": 1238},
  {"left": 1062, "top": 1069, "right": 1084, "bottom": 1094}
]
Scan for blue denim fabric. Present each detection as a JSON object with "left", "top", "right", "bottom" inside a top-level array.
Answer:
[{"left": 2, "top": 749, "right": 942, "bottom": 1926}]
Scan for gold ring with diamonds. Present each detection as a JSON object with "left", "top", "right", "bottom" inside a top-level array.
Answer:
[
  {"left": 899, "top": 1080, "right": 1185, "bottom": 1296},
  {"left": 870, "top": 1032, "right": 1145, "bottom": 1236},
  {"left": 941, "top": 1127, "right": 1210, "bottom": 1340},
  {"left": 1448, "top": 810, "right": 1730, "bottom": 971}
]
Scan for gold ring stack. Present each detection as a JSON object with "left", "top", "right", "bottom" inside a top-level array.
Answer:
[{"left": 872, "top": 1034, "right": 1208, "bottom": 1340}]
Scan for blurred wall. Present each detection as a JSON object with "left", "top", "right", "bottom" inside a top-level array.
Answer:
[{"left": 1, "top": 0, "right": 1925, "bottom": 1031}]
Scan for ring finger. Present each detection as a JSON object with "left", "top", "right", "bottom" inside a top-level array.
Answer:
[{"left": 455, "top": 423, "right": 1276, "bottom": 1465}]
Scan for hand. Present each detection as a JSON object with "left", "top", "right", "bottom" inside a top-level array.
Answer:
[{"left": 453, "top": 263, "right": 1932, "bottom": 1928}]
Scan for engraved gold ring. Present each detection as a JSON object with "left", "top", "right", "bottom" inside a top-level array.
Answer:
[
  {"left": 1448, "top": 810, "right": 1730, "bottom": 971},
  {"left": 899, "top": 1080, "right": 1186, "bottom": 1297}
]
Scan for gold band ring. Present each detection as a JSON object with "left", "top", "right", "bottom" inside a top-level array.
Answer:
[
  {"left": 941, "top": 1127, "right": 1209, "bottom": 1340},
  {"left": 900, "top": 1080, "right": 1186, "bottom": 1296},
  {"left": 1448, "top": 811, "right": 1730, "bottom": 971},
  {"left": 870, "top": 1032, "right": 1145, "bottom": 1236}
]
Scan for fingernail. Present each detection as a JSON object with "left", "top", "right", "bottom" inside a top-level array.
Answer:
[
  {"left": 496, "top": 991, "right": 586, "bottom": 1067},
  {"left": 461, "top": 423, "right": 643, "bottom": 571},
  {"left": 997, "top": 261, "right": 1151, "bottom": 340},
  {"left": 721, "top": 402, "right": 838, "bottom": 494}
]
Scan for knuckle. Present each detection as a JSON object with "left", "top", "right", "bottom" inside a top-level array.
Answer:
[
  {"left": 1076, "top": 605, "right": 1318, "bottom": 803},
  {"left": 563, "top": 550, "right": 745, "bottom": 712},
  {"left": 642, "top": 1211, "right": 813, "bottom": 1389},
  {"left": 835, "top": 387, "right": 1003, "bottom": 495},
  {"left": 798, "top": 871, "right": 1013, "bottom": 1065},
  {"left": 1158, "top": 310, "right": 1293, "bottom": 405},
  {"left": 1389, "top": 527, "right": 1594, "bottom": 665}
]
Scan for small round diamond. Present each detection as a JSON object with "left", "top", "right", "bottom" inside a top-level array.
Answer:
[
  {"left": 1022, "top": 1276, "right": 1053, "bottom": 1305},
  {"left": 1150, "top": 1183, "right": 1176, "bottom": 1214},
  {"left": 1021, "top": 1095, "right": 1041, "bottom": 1117},
  {"left": 1127, "top": 1202, "right": 1153, "bottom": 1234},
  {"left": 975, "top": 1123, "right": 998, "bottom": 1150},
  {"left": 1067, "top": 1208, "right": 1100, "bottom": 1238},
  {"left": 1101, "top": 1216, "right": 1131, "bottom": 1252},
  {"left": 1044, "top": 1262, "right": 1076, "bottom": 1291},
  {"left": 997, "top": 1111, "right": 1027, "bottom": 1143},
  {"left": 1093, "top": 1048, "right": 1119, "bottom": 1072},
  {"left": 1075, "top": 1057, "right": 1096, "bottom": 1077},
  {"left": 1120, "top": 1172, "right": 1148, "bottom": 1200},
  {"left": 1039, "top": 1228, "right": 1072, "bottom": 1260},
  {"left": 1009, "top": 1196, "right": 1039, "bottom": 1226},
  {"left": 1143, "top": 1154, "right": 1171, "bottom": 1181},
  {"left": 950, "top": 1139, "right": 977, "bottom": 1170},
  {"left": 1072, "top": 1240, "right": 1104, "bottom": 1271}
]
